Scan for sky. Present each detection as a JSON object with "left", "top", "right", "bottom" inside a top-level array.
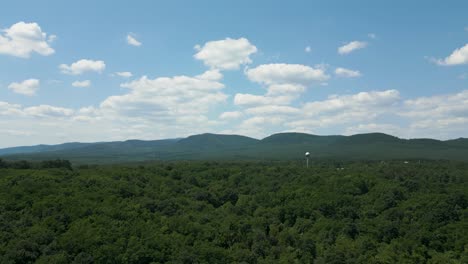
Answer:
[{"left": 0, "top": 0, "right": 467, "bottom": 148}]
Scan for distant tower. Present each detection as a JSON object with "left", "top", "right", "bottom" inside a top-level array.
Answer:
[{"left": 305, "top": 152, "right": 310, "bottom": 168}]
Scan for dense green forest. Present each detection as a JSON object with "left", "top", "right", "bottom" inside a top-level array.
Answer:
[{"left": 0, "top": 159, "right": 467, "bottom": 263}]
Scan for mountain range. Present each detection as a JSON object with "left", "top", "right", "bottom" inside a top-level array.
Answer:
[{"left": 1, "top": 132, "right": 467, "bottom": 164}]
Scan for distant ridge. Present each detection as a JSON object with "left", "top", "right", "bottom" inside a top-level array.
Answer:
[
  {"left": 177, "top": 133, "right": 258, "bottom": 149},
  {"left": 261, "top": 132, "right": 321, "bottom": 144},
  {"left": 1, "top": 132, "right": 468, "bottom": 163},
  {"left": 0, "top": 142, "right": 95, "bottom": 155}
]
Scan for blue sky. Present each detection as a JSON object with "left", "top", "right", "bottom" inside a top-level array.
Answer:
[{"left": 0, "top": 0, "right": 467, "bottom": 147}]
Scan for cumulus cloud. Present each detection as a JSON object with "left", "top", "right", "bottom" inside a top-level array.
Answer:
[
  {"left": 335, "top": 67, "right": 361, "bottom": 78},
  {"left": 194, "top": 37, "right": 257, "bottom": 70},
  {"left": 0, "top": 101, "right": 23, "bottom": 116},
  {"left": 241, "top": 116, "right": 284, "bottom": 127},
  {"left": 286, "top": 90, "right": 401, "bottom": 129},
  {"left": 23, "top": 105, "right": 74, "bottom": 118},
  {"left": 0, "top": 129, "right": 35, "bottom": 136},
  {"left": 266, "top": 84, "right": 306, "bottom": 96},
  {"left": 115, "top": 71, "right": 133, "bottom": 78},
  {"left": 196, "top": 69, "right": 223, "bottom": 81},
  {"left": 232, "top": 63, "right": 331, "bottom": 132},
  {"left": 402, "top": 93, "right": 468, "bottom": 138},
  {"left": 0, "top": 101, "right": 73, "bottom": 118},
  {"left": 435, "top": 43, "right": 468, "bottom": 66},
  {"left": 0, "top": 67, "right": 232, "bottom": 146},
  {"left": 246, "top": 63, "right": 329, "bottom": 85},
  {"left": 0, "top": 21, "right": 55, "bottom": 58},
  {"left": 338, "top": 41, "right": 367, "bottom": 55},
  {"left": 60, "top": 59, "right": 106, "bottom": 75},
  {"left": 72, "top": 80, "right": 91, "bottom": 87},
  {"left": 245, "top": 105, "right": 300, "bottom": 115},
  {"left": 8, "top": 79, "right": 40, "bottom": 96},
  {"left": 127, "top": 34, "right": 142, "bottom": 47},
  {"left": 302, "top": 90, "right": 400, "bottom": 116},
  {"left": 219, "top": 111, "right": 243, "bottom": 120},
  {"left": 101, "top": 74, "right": 227, "bottom": 122},
  {"left": 234, "top": 94, "right": 295, "bottom": 106},
  {"left": 401, "top": 90, "right": 468, "bottom": 122},
  {"left": 72, "top": 106, "right": 101, "bottom": 122}
]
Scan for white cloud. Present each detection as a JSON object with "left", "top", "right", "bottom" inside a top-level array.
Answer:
[
  {"left": 60, "top": 59, "right": 106, "bottom": 75},
  {"left": 410, "top": 117, "right": 468, "bottom": 130},
  {"left": 8, "top": 79, "right": 40, "bottom": 96},
  {"left": 194, "top": 37, "right": 257, "bottom": 70},
  {"left": 338, "top": 41, "right": 367, "bottom": 55},
  {"left": 72, "top": 80, "right": 91, "bottom": 88},
  {"left": 115, "top": 71, "right": 133, "bottom": 78},
  {"left": 73, "top": 106, "right": 101, "bottom": 122},
  {"left": 286, "top": 90, "right": 401, "bottom": 129},
  {"left": 335, "top": 67, "right": 362, "bottom": 78},
  {"left": 234, "top": 93, "right": 295, "bottom": 106},
  {"left": 231, "top": 63, "right": 331, "bottom": 134},
  {"left": 236, "top": 64, "right": 328, "bottom": 110},
  {"left": 0, "top": 129, "right": 35, "bottom": 136},
  {"left": 435, "top": 43, "right": 468, "bottom": 66},
  {"left": 23, "top": 105, "right": 74, "bottom": 118},
  {"left": 101, "top": 73, "right": 227, "bottom": 121},
  {"left": 127, "top": 34, "right": 142, "bottom": 47},
  {"left": 219, "top": 111, "right": 243, "bottom": 120},
  {"left": 283, "top": 90, "right": 468, "bottom": 138},
  {"left": 246, "top": 63, "right": 329, "bottom": 85},
  {"left": 0, "top": 21, "right": 55, "bottom": 58},
  {"left": 266, "top": 84, "right": 306, "bottom": 96},
  {"left": 245, "top": 105, "right": 300, "bottom": 115},
  {"left": 0, "top": 101, "right": 72, "bottom": 119},
  {"left": 401, "top": 90, "right": 468, "bottom": 119},
  {"left": 305, "top": 46, "right": 311, "bottom": 53},
  {"left": 2, "top": 69, "right": 228, "bottom": 143},
  {"left": 368, "top": 33, "right": 376, "bottom": 39},
  {"left": 0, "top": 101, "right": 23, "bottom": 116},
  {"left": 241, "top": 116, "right": 284, "bottom": 127},
  {"left": 302, "top": 90, "right": 400, "bottom": 116},
  {"left": 196, "top": 69, "right": 223, "bottom": 81}
]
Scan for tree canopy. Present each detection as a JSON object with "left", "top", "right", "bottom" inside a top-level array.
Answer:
[{"left": 0, "top": 160, "right": 467, "bottom": 263}]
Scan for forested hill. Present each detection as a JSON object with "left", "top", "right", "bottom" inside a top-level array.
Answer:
[{"left": 1, "top": 132, "right": 468, "bottom": 163}]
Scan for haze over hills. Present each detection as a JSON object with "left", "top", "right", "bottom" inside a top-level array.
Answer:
[{"left": 1, "top": 132, "right": 468, "bottom": 164}]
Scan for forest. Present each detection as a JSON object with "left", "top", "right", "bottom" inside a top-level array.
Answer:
[{"left": 0, "top": 159, "right": 467, "bottom": 263}]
